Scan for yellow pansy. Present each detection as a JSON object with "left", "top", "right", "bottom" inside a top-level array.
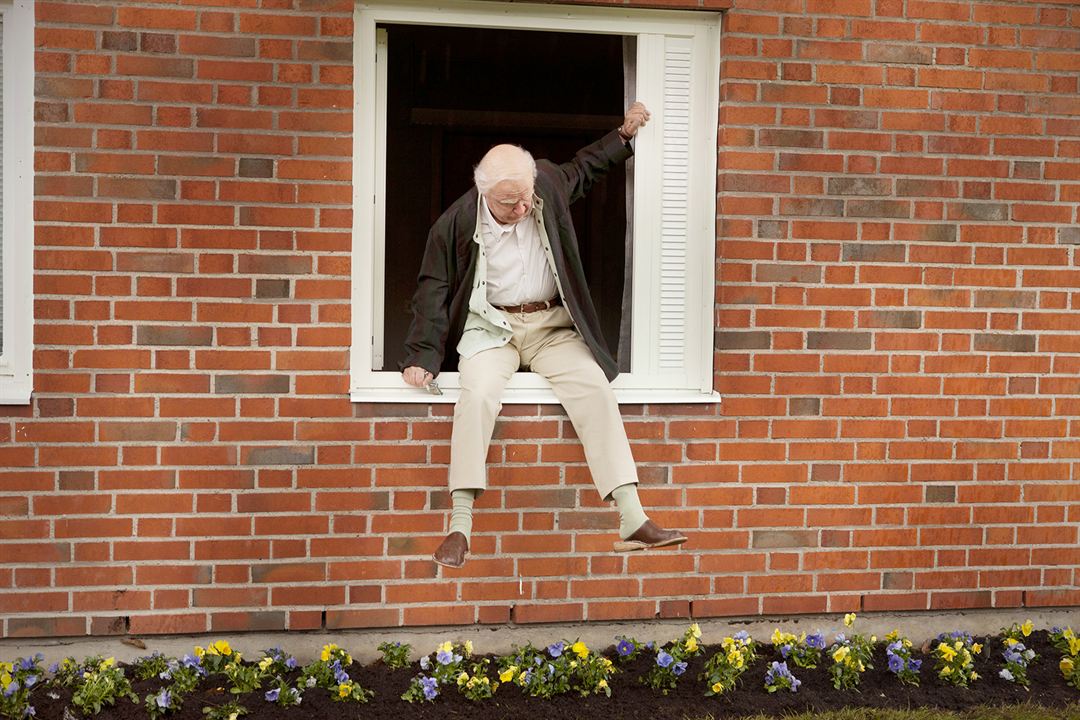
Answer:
[
  {"left": 686, "top": 636, "right": 698, "bottom": 653},
  {"left": 466, "top": 678, "right": 475, "bottom": 689},
  {"left": 0, "top": 662, "right": 10, "bottom": 673},
  {"left": 194, "top": 646, "right": 205, "bottom": 658},
  {"left": 438, "top": 641, "right": 454, "bottom": 654},
  {"left": 711, "top": 681, "right": 723, "bottom": 693},
  {"left": 603, "top": 658, "right": 613, "bottom": 668},
  {"left": 937, "top": 643, "right": 956, "bottom": 661},
  {"left": 499, "top": 667, "right": 517, "bottom": 683},
  {"left": 338, "top": 682, "right": 351, "bottom": 698},
  {"left": 598, "top": 679, "right": 608, "bottom": 690},
  {"left": 870, "top": 635, "right": 877, "bottom": 643},
  {"left": 941, "top": 666, "right": 952, "bottom": 676},
  {"left": 971, "top": 671, "right": 979, "bottom": 681},
  {"left": 1061, "top": 657, "right": 1074, "bottom": 675},
  {"left": 464, "top": 640, "right": 473, "bottom": 656},
  {"left": 572, "top": 641, "right": 589, "bottom": 659},
  {"left": 833, "top": 646, "right": 850, "bottom": 662},
  {"left": 690, "top": 623, "right": 702, "bottom": 639},
  {"left": 569, "top": 660, "right": 577, "bottom": 669},
  {"left": 1, "top": 672, "right": 11, "bottom": 689},
  {"left": 212, "top": 640, "right": 231, "bottom": 655},
  {"left": 320, "top": 643, "right": 338, "bottom": 662},
  {"left": 101, "top": 657, "right": 115, "bottom": 669},
  {"left": 1069, "top": 636, "right": 1080, "bottom": 656},
  {"left": 1006, "top": 637, "right": 1018, "bottom": 646},
  {"left": 885, "top": 630, "right": 899, "bottom": 642},
  {"left": 227, "top": 713, "right": 238, "bottom": 720},
  {"left": 843, "top": 613, "right": 857, "bottom": 627},
  {"left": 1021, "top": 620, "right": 1033, "bottom": 637},
  {"left": 457, "top": 671, "right": 468, "bottom": 686},
  {"left": 259, "top": 657, "right": 273, "bottom": 671},
  {"left": 972, "top": 643, "right": 982, "bottom": 654}
]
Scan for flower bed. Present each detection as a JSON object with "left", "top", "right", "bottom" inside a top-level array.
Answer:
[{"left": 3, "top": 617, "right": 1078, "bottom": 720}]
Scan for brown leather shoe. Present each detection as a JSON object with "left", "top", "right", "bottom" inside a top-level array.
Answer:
[
  {"left": 433, "top": 531, "right": 469, "bottom": 568},
  {"left": 613, "top": 520, "right": 688, "bottom": 553}
]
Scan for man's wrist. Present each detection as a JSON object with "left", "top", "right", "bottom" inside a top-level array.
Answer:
[{"left": 617, "top": 125, "right": 633, "bottom": 143}]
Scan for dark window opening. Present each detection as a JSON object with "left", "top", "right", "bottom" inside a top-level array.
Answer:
[{"left": 379, "top": 23, "right": 631, "bottom": 373}]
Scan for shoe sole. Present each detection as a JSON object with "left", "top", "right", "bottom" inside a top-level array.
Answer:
[
  {"left": 432, "top": 552, "right": 468, "bottom": 569},
  {"left": 612, "top": 535, "right": 688, "bottom": 553}
]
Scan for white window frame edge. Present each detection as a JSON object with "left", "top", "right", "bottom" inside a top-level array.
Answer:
[
  {"left": 0, "top": 0, "right": 33, "bottom": 405},
  {"left": 350, "top": 0, "right": 720, "bottom": 404}
]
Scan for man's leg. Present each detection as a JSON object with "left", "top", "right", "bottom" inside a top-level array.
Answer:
[
  {"left": 434, "top": 343, "right": 519, "bottom": 568},
  {"left": 525, "top": 308, "right": 687, "bottom": 550}
]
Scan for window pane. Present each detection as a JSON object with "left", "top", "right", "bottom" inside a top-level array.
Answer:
[{"left": 377, "top": 24, "right": 629, "bottom": 372}]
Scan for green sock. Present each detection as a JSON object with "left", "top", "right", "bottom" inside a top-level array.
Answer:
[
  {"left": 609, "top": 483, "right": 649, "bottom": 540},
  {"left": 448, "top": 489, "right": 476, "bottom": 540}
]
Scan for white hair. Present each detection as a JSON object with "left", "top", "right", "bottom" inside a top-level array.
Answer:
[{"left": 473, "top": 145, "right": 537, "bottom": 195}]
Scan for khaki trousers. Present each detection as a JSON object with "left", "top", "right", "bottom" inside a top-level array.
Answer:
[{"left": 448, "top": 305, "right": 637, "bottom": 500}]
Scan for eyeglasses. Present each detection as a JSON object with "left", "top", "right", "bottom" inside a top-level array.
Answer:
[{"left": 490, "top": 189, "right": 533, "bottom": 206}]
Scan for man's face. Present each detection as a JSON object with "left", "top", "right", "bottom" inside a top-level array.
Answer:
[{"left": 485, "top": 179, "right": 534, "bottom": 225}]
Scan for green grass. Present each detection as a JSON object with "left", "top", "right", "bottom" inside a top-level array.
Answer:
[{"left": 686, "top": 703, "right": 1080, "bottom": 720}]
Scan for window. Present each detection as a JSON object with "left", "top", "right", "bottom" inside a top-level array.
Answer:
[
  {"left": 350, "top": 0, "right": 719, "bottom": 403},
  {"left": 0, "top": 0, "right": 33, "bottom": 405}
]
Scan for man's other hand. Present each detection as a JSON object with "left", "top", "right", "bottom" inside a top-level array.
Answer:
[
  {"left": 621, "top": 102, "right": 651, "bottom": 138},
  {"left": 403, "top": 366, "right": 433, "bottom": 387}
]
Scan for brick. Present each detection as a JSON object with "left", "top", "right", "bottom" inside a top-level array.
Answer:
[
  {"left": 760, "top": 129, "right": 824, "bottom": 148},
  {"left": 842, "top": 243, "right": 905, "bottom": 262},
  {"left": 136, "top": 326, "right": 213, "bottom": 346},
  {"left": 751, "top": 530, "right": 817, "bottom": 549},
  {"left": 512, "top": 603, "right": 583, "bottom": 624},
  {"left": 215, "top": 375, "right": 291, "bottom": 394},
  {"left": 973, "top": 334, "right": 1036, "bottom": 353},
  {"left": 755, "top": 264, "right": 822, "bottom": 284},
  {"left": 806, "top": 332, "right": 872, "bottom": 350}
]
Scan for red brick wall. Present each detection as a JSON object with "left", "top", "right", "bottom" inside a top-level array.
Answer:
[{"left": 3, "top": 0, "right": 1078, "bottom": 638}]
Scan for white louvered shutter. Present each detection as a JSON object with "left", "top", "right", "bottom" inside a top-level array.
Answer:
[
  {"left": 628, "top": 32, "right": 712, "bottom": 394},
  {"left": 0, "top": 14, "right": 5, "bottom": 357}
]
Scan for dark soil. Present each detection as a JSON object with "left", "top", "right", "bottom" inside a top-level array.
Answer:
[{"left": 28, "top": 631, "right": 1078, "bottom": 720}]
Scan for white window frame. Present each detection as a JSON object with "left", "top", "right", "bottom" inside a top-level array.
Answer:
[
  {"left": 350, "top": 0, "right": 720, "bottom": 404},
  {"left": 0, "top": 0, "right": 33, "bottom": 405}
]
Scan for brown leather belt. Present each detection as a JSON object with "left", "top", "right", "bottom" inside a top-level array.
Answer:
[{"left": 494, "top": 297, "right": 561, "bottom": 314}]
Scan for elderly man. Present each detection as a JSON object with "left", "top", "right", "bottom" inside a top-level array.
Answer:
[{"left": 402, "top": 102, "right": 687, "bottom": 568}]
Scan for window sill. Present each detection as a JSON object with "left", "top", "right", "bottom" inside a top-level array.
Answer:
[
  {"left": 0, "top": 379, "right": 32, "bottom": 405},
  {"left": 350, "top": 386, "right": 720, "bottom": 405}
]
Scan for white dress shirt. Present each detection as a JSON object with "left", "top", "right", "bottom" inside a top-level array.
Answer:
[{"left": 479, "top": 195, "right": 557, "bottom": 307}]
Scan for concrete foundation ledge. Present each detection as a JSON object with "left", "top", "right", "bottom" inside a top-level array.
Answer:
[{"left": 1, "top": 607, "right": 1077, "bottom": 666}]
